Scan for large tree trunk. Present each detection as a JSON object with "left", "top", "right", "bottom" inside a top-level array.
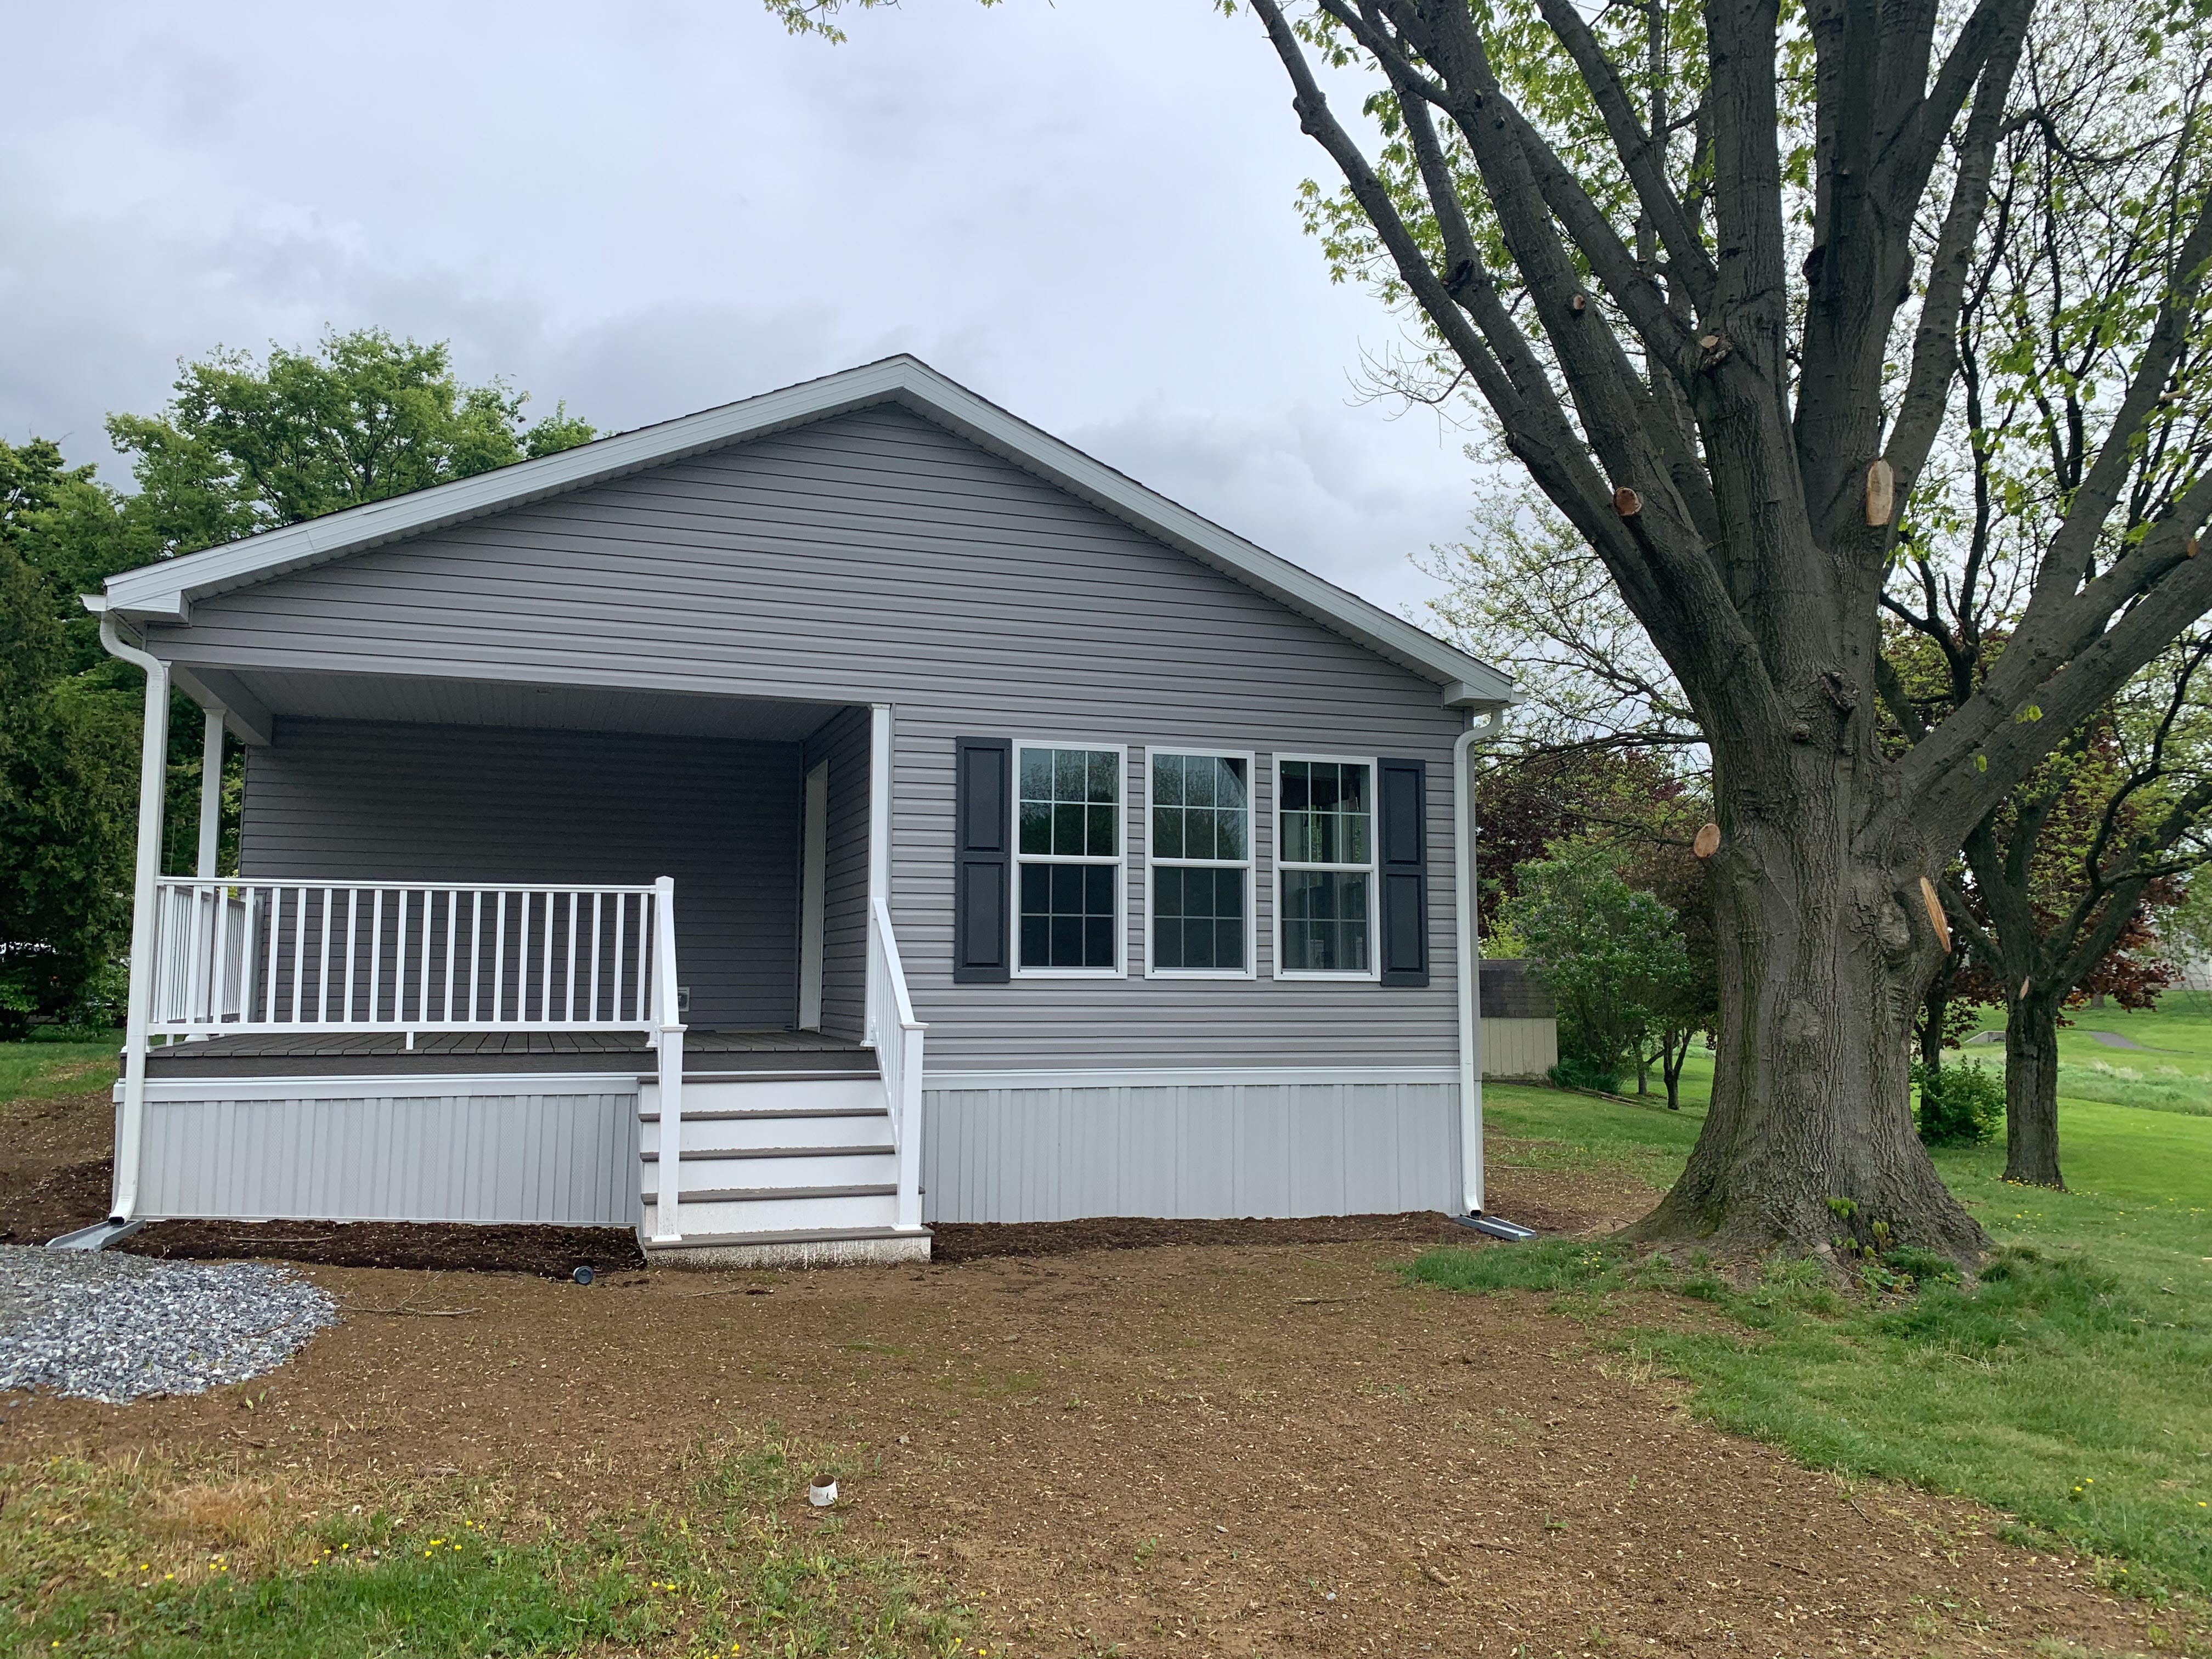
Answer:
[
  {"left": 2003, "top": 995, "right": 2065, "bottom": 1188},
  {"left": 1626, "top": 798, "right": 1989, "bottom": 1263}
]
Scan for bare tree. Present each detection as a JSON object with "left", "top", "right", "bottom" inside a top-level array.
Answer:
[{"left": 1229, "top": 0, "right": 2212, "bottom": 1259}]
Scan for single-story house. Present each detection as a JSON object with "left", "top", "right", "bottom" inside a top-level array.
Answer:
[{"left": 86, "top": 357, "right": 1519, "bottom": 1265}]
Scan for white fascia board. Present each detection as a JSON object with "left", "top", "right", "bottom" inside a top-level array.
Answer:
[{"left": 99, "top": 355, "right": 1514, "bottom": 703}]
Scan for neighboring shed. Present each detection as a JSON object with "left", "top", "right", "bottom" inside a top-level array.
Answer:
[{"left": 1479, "top": 960, "right": 1557, "bottom": 1079}]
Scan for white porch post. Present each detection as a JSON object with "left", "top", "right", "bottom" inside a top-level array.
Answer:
[
  {"left": 100, "top": 617, "right": 170, "bottom": 1223},
  {"left": 864, "top": 703, "right": 891, "bottom": 1031},
  {"left": 651, "top": 875, "right": 686, "bottom": 1244},
  {"left": 195, "top": 709, "right": 224, "bottom": 879},
  {"left": 867, "top": 704, "right": 892, "bottom": 912}
]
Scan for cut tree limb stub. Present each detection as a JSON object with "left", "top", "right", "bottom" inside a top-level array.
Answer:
[
  {"left": 1919, "top": 877, "right": 1951, "bottom": 952},
  {"left": 1693, "top": 822, "right": 1721, "bottom": 859},
  {"left": 1613, "top": 487, "right": 1642, "bottom": 517},
  {"left": 1865, "top": 459, "right": 1895, "bottom": 527}
]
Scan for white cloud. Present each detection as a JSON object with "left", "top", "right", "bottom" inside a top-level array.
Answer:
[{"left": 0, "top": 0, "right": 1477, "bottom": 616}]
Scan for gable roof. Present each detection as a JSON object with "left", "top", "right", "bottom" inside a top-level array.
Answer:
[{"left": 97, "top": 355, "right": 1514, "bottom": 708}]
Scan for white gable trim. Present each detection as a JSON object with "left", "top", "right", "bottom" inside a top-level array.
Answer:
[{"left": 98, "top": 356, "right": 1514, "bottom": 707}]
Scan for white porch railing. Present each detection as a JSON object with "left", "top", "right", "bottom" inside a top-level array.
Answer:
[
  {"left": 867, "top": 896, "right": 927, "bottom": 1231},
  {"left": 147, "top": 877, "right": 675, "bottom": 1039}
]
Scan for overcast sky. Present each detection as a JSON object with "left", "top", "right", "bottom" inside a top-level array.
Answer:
[{"left": 2, "top": 0, "right": 1488, "bottom": 617}]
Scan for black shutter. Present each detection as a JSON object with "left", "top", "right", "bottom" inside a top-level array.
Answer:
[
  {"left": 1377, "top": 757, "right": 1429, "bottom": 987},
  {"left": 953, "top": 737, "right": 1013, "bottom": 984}
]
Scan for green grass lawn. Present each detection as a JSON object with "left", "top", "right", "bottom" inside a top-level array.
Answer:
[
  {"left": 1449, "top": 1081, "right": 2212, "bottom": 1601},
  {"left": 1957, "top": 989, "right": 2212, "bottom": 1118},
  {"left": 0, "top": 1036, "right": 120, "bottom": 1104},
  {"left": 3, "top": 1436, "right": 971, "bottom": 1658}
]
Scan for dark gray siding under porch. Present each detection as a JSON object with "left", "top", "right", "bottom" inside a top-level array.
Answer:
[
  {"left": 165, "top": 404, "right": 1472, "bottom": 1071},
  {"left": 240, "top": 720, "right": 809, "bottom": 1030}
]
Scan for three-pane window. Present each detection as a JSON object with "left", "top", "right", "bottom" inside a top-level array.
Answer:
[
  {"left": 1277, "top": 757, "right": 1376, "bottom": 975},
  {"left": 1148, "top": 752, "right": 1251, "bottom": 975},
  {"left": 1015, "top": 745, "right": 1124, "bottom": 972}
]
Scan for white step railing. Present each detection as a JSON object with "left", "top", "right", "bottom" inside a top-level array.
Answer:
[
  {"left": 147, "top": 877, "right": 675, "bottom": 1039},
  {"left": 866, "top": 896, "right": 927, "bottom": 1231}
]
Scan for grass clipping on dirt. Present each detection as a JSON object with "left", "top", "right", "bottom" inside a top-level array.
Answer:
[
  {"left": 1, "top": 1432, "right": 972, "bottom": 1658},
  {"left": 1408, "top": 1238, "right": 2211, "bottom": 1599}
]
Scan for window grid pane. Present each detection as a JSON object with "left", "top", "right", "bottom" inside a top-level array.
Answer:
[
  {"left": 1279, "top": 759, "right": 1374, "bottom": 974},
  {"left": 1149, "top": 754, "right": 1251, "bottom": 974},
  {"left": 1150, "top": 755, "right": 1249, "bottom": 869},
  {"left": 1017, "top": 746, "right": 1121, "bottom": 971},
  {"left": 1279, "top": 759, "right": 1369, "bottom": 866},
  {"left": 1020, "top": 862, "right": 1117, "bottom": 970},
  {"left": 1020, "top": 747, "right": 1120, "bottom": 857},
  {"left": 1281, "top": 870, "right": 1370, "bottom": 973},
  {"left": 1153, "top": 866, "right": 1247, "bottom": 972}
]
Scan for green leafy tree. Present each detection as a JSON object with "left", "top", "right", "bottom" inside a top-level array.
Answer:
[
  {"left": 108, "top": 329, "right": 596, "bottom": 557},
  {"left": 1499, "top": 840, "right": 1698, "bottom": 1097},
  {"left": 2, "top": 332, "right": 596, "bottom": 1028},
  {"left": 0, "top": 442, "right": 138, "bottom": 1033}
]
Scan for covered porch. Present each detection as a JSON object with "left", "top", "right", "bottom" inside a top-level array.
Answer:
[{"left": 97, "top": 638, "right": 927, "bottom": 1258}]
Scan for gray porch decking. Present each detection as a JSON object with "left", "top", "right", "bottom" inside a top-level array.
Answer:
[{"left": 143, "top": 1028, "right": 874, "bottom": 1079}]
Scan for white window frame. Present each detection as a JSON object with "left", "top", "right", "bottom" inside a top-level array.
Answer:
[
  {"left": 1271, "top": 752, "right": 1381, "bottom": 983},
  {"left": 1011, "top": 740, "right": 1129, "bottom": 979},
  {"left": 1142, "top": 746, "right": 1258, "bottom": 981}
]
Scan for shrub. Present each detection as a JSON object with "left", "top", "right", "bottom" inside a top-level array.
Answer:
[
  {"left": 1911, "top": 1057, "right": 2003, "bottom": 1146},
  {"left": 1548, "top": 1054, "right": 1621, "bottom": 1093}
]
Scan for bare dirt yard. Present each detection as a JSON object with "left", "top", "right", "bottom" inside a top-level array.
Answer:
[{"left": 0, "top": 1080, "right": 2177, "bottom": 1657}]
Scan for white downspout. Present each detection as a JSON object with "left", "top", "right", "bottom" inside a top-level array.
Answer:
[
  {"left": 99, "top": 613, "right": 170, "bottom": 1224},
  {"left": 1454, "top": 707, "right": 1504, "bottom": 1216}
]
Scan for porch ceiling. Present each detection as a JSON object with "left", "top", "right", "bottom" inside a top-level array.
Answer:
[{"left": 190, "top": 667, "right": 850, "bottom": 744}]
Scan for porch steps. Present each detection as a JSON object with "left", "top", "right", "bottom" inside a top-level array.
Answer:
[{"left": 636, "top": 1069, "right": 924, "bottom": 1260}]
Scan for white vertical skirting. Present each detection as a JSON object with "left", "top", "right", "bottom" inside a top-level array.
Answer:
[
  {"left": 135, "top": 1091, "right": 640, "bottom": 1224},
  {"left": 919, "top": 1074, "right": 1460, "bottom": 1223}
]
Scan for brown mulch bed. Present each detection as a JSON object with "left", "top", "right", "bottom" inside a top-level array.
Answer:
[
  {"left": 934, "top": 1207, "right": 1556, "bottom": 1262},
  {"left": 120, "top": 1220, "right": 646, "bottom": 1279},
  {"left": 0, "top": 1074, "right": 120, "bottom": 1246},
  {"left": 0, "top": 1159, "right": 115, "bottom": 1246}
]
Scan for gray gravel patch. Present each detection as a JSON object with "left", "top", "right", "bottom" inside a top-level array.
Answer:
[{"left": 0, "top": 1245, "right": 338, "bottom": 1404}]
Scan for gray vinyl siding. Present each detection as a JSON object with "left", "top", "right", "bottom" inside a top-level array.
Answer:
[
  {"left": 132, "top": 1091, "right": 639, "bottom": 1224},
  {"left": 920, "top": 1077, "right": 1459, "bottom": 1222},
  {"left": 802, "top": 707, "right": 873, "bottom": 1042},
  {"left": 163, "top": 405, "right": 1468, "bottom": 1069},
  {"left": 241, "top": 720, "right": 805, "bottom": 1030}
]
